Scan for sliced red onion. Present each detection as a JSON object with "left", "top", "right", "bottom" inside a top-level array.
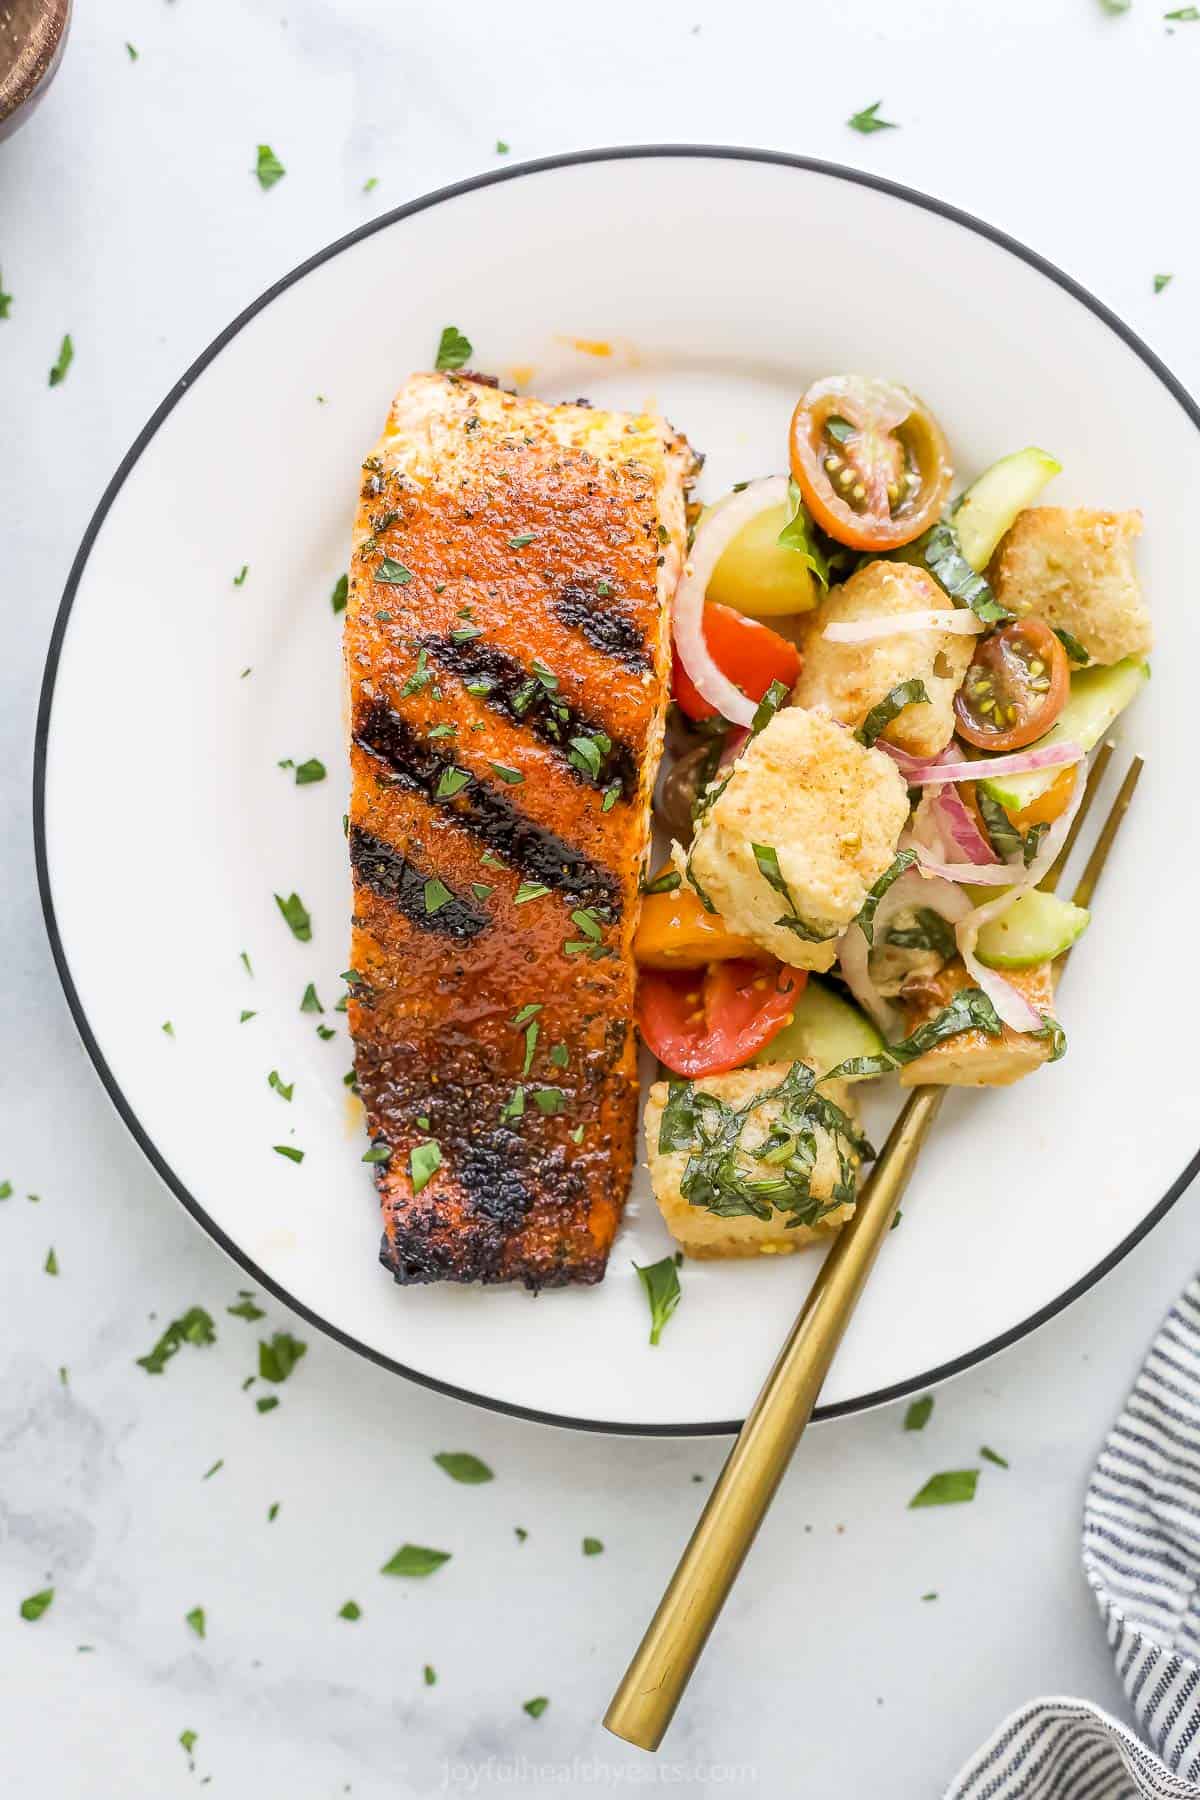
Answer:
[
  {"left": 901, "top": 741, "right": 1084, "bottom": 787},
  {"left": 837, "top": 868, "right": 972, "bottom": 1038},
  {"left": 671, "top": 475, "right": 791, "bottom": 728},
  {"left": 929, "top": 787, "right": 993, "bottom": 866},
  {"left": 909, "top": 845, "right": 1014, "bottom": 885},
  {"left": 823, "top": 610, "right": 986, "bottom": 644}
]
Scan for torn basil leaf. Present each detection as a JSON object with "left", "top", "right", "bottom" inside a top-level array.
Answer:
[
  {"left": 909, "top": 1469, "right": 978, "bottom": 1508},
  {"left": 434, "top": 1451, "right": 494, "bottom": 1484},
  {"left": 918, "top": 522, "right": 1012, "bottom": 623},
  {"left": 856, "top": 679, "right": 930, "bottom": 747},
  {"left": 886, "top": 908, "right": 957, "bottom": 960},
  {"left": 751, "top": 842, "right": 838, "bottom": 942},
  {"left": 1052, "top": 625, "right": 1090, "bottom": 665},
  {"left": 904, "top": 1394, "right": 933, "bottom": 1431},
  {"left": 776, "top": 478, "right": 831, "bottom": 591},
  {"left": 380, "top": 1543, "right": 452, "bottom": 1577},
  {"left": 854, "top": 850, "right": 916, "bottom": 946}
]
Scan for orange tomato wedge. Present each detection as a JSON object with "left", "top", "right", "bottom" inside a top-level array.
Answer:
[{"left": 635, "top": 876, "right": 761, "bottom": 970}]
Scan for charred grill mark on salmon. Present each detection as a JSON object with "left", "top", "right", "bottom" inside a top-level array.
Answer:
[
  {"left": 554, "top": 582, "right": 652, "bottom": 671},
  {"left": 354, "top": 700, "right": 621, "bottom": 911},
  {"left": 414, "top": 632, "right": 639, "bottom": 795},
  {"left": 345, "top": 371, "right": 695, "bottom": 1289},
  {"left": 349, "top": 824, "right": 490, "bottom": 940}
]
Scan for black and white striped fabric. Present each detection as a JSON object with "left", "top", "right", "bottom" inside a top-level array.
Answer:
[{"left": 947, "top": 1279, "right": 1200, "bottom": 1800}]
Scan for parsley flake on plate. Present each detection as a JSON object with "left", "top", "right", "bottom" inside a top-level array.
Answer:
[
  {"left": 258, "top": 1332, "right": 306, "bottom": 1382},
  {"left": 274, "top": 891, "right": 312, "bottom": 941},
  {"left": 20, "top": 1588, "right": 54, "bottom": 1622},
  {"left": 331, "top": 573, "right": 349, "bottom": 613},
  {"left": 126, "top": 41, "right": 138, "bottom": 59},
  {"left": 0, "top": 275, "right": 10, "bottom": 319},
  {"left": 294, "top": 758, "right": 326, "bottom": 785},
  {"left": 495, "top": 140, "right": 510, "bottom": 154},
  {"left": 48, "top": 334, "right": 73, "bottom": 386},
  {"left": 1154, "top": 273, "right": 1174, "bottom": 293},
  {"left": 256, "top": 1395, "right": 279, "bottom": 1414},
  {"left": 268, "top": 1502, "right": 280, "bottom": 1522},
  {"left": 233, "top": 564, "right": 248, "bottom": 586},
  {"left": 239, "top": 1009, "right": 256, "bottom": 1024},
  {"left": 435, "top": 326, "right": 472, "bottom": 372},
  {"left": 44, "top": 1247, "right": 59, "bottom": 1276},
  {"left": 848, "top": 100, "right": 897, "bottom": 134},
  {"left": 179, "top": 1730, "right": 197, "bottom": 1761},
  {"left": 634, "top": 1256, "right": 681, "bottom": 1346},
  {"left": 523, "top": 1697, "right": 549, "bottom": 1719},
  {"left": 434, "top": 1451, "right": 494, "bottom": 1484},
  {"left": 137, "top": 1307, "right": 216, "bottom": 1374},
  {"left": 0, "top": 1179, "right": 10, "bottom": 1199},
  {"left": 338, "top": 1600, "right": 362, "bottom": 1621},
  {"left": 381, "top": 1543, "right": 452, "bottom": 1577},
  {"left": 904, "top": 1395, "right": 933, "bottom": 1431},
  {"left": 202, "top": 1459, "right": 223, "bottom": 1481},
  {"left": 980, "top": 1445, "right": 1010, "bottom": 1468},
  {"left": 582, "top": 1537, "right": 604, "bottom": 1556},
  {"left": 363, "top": 177, "right": 379, "bottom": 193},
  {"left": 424, "top": 1664, "right": 438, "bottom": 1685},
  {"left": 909, "top": 1469, "right": 979, "bottom": 1508},
  {"left": 267, "top": 1070, "right": 294, "bottom": 1102},
  {"left": 255, "top": 144, "right": 286, "bottom": 189},
  {"left": 184, "top": 1606, "right": 206, "bottom": 1639},
  {"left": 227, "top": 1291, "right": 265, "bottom": 1321},
  {"left": 273, "top": 1144, "right": 304, "bottom": 1164},
  {"left": 300, "top": 983, "right": 323, "bottom": 1013}
]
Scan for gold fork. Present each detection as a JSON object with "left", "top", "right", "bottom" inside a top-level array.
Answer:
[{"left": 604, "top": 744, "right": 1143, "bottom": 1753}]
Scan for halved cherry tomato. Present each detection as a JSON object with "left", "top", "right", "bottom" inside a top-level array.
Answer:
[
  {"left": 637, "top": 959, "right": 804, "bottom": 1078},
  {"left": 788, "top": 375, "right": 952, "bottom": 552},
  {"left": 954, "top": 619, "right": 1070, "bottom": 752},
  {"left": 672, "top": 602, "right": 801, "bottom": 723},
  {"left": 1007, "top": 763, "right": 1077, "bottom": 830},
  {"left": 635, "top": 877, "right": 760, "bottom": 969}
]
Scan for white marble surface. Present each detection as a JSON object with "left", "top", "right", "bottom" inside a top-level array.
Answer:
[{"left": 3, "top": 1, "right": 1199, "bottom": 1793}]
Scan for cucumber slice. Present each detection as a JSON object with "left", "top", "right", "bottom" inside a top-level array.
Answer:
[
  {"left": 752, "top": 976, "right": 884, "bottom": 1079},
  {"left": 977, "top": 657, "right": 1148, "bottom": 814},
  {"left": 952, "top": 447, "right": 1062, "bottom": 573},
  {"left": 974, "top": 889, "right": 1089, "bottom": 969}
]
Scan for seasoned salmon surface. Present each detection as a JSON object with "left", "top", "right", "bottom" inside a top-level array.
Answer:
[{"left": 345, "top": 372, "right": 695, "bottom": 1288}]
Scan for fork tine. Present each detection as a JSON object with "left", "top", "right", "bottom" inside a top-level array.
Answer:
[
  {"left": 1040, "top": 740, "right": 1114, "bottom": 895},
  {"left": 1070, "top": 755, "right": 1144, "bottom": 909}
]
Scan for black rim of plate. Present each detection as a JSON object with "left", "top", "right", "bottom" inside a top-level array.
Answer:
[{"left": 33, "top": 144, "right": 1200, "bottom": 1437}]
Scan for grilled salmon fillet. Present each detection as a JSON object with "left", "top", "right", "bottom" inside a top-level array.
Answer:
[{"left": 345, "top": 372, "right": 695, "bottom": 1288}]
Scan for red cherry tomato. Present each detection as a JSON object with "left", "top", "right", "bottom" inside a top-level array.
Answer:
[
  {"left": 954, "top": 618, "right": 1070, "bottom": 752},
  {"left": 637, "top": 958, "right": 805, "bottom": 1077},
  {"left": 672, "top": 602, "right": 802, "bottom": 723},
  {"left": 789, "top": 374, "right": 952, "bottom": 551}
]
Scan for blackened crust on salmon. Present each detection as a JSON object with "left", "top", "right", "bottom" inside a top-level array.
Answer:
[
  {"left": 354, "top": 700, "right": 622, "bottom": 912},
  {"left": 554, "top": 583, "right": 652, "bottom": 671},
  {"left": 349, "top": 824, "right": 490, "bottom": 939},
  {"left": 416, "top": 633, "right": 638, "bottom": 797}
]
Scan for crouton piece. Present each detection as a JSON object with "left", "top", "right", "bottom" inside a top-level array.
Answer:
[
  {"left": 792, "top": 560, "right": 975, "bottom": 756},
  {"left": 897, "top": 958, "right": 1057, "bottom": 1088},
  {"left": 988, "top": 507, "right": 1151, "bottom": 667},
  {"left": 676, "top": 706, "right": 910, "bottom": 973},
  {"left": 644, "top": 1062, "right": 862, "bottom": 1259}
]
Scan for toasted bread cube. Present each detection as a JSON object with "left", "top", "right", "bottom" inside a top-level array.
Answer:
[
  {"left": 677, "top": 706, "right": 910, "bottom": 973},
  {"left": 644, "top": 1063, "right": 862, "bottom": 1259},
  {"left": 792, "top": 560, "right": 975, "bottom": 757},
  {"left": 897, "top": 958, "right": 1057, "bottom": 1088},
  {"left": 988, "top": 507, "right": 1151, "bottom": 667}
]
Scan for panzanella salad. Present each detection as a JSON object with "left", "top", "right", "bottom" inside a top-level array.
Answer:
[{"left": 639, "top": 374, "right": 1151, "bottom": 1260}]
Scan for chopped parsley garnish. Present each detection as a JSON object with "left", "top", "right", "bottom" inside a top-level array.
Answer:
[
  {"left": 401, "top": 648, "right": 432, "bottom": 696},
  {"left": 240, "top": 950, "right": 253, "bottom": 976},
  {"left": 137, "top": 1307, "right": 216, "bottom": 1374},
  {"left": 185, "top": 1606, "right": 206, "bottom": 1638},
  {"left": 514, "top": 1527, "right": 528, "bottom": 1542},
  {"left": 233, "top": 564, "right": 249, "bottom": 586},
  {"left": 202, "top": 1459, "right": 223, "bottom": 1481},
  {"left": 1166, "top": 5, "right": 1200, "bottom": 16},
  {"left": 596, "top": 579, "right": 612, "bottom": 597},
  {"left": 268, "top": 1502, "right": 280, "bottom": 1521},
  {"left": 179, "top": 1730, "right": 197, "bottom": 1762},
  {"left": 410, "top": 1140, "right": 442, "bottom": 1193},
  {"left": 496, "top": 139, "right": 510, "bottom": 153},
  {"left": 338, "top": 1600, "right": 362, "bottom": 1620},
  {"left": 424, "top": 876, "right": 453, "bottom": 914},
  {"left": 375, "top": 557, "right": 412, "bottom": 585},
  {"left": 256, "top": 1395, "right": 279, "bottom": 1413},
  {"left": 856, "top": 680, "right": 930, "bottom": 748},
  {"left": 490, "top": 761, "right": 523, "bottom": 784},
  {"left": 300, "top": 982, "right": 323, "bottom": 1013},
  {"left": 267, "top": 1070, "right": 294, "bottom": 1102},
  {"left": 514, "top": 881, "right": 549, "bottom": 905},
  {"left": 582, "top": 1537, "right": 604, "bottom": 1556},
  {"left": 904, "top": 1395, "right": 933, "bottom": 1431},
  {"left": 294, "top": 758, "right": 326, "bottom": 785},
  {"left": 568, "top": 732, "right": 612, "bottom": 779},
  {"left": 362, "top": 1142, "right": 391, "bottom": 1164},
  {"left": 381, "top": 1544, "right": 452, "bottom": 1577},
  {"left": 331, "top": 573, "right": 349, "bottom": 613},
  {"left": 634, "top": 1256, "right": 681, "bottom": 1346},
  {"left": 980, "top": 1445, "right": 1010, "bottom": 1468},
  {"left": 500, "top": 1086, "right": 526, "bottom": 1121},
  {"left": 254, "top": 144, "right": 286, "bottom": 189},
  {"left": 0, "top": 275, "right": 9, "bottom": 319},
  {"left": 274, "top": 891, "right": 312, "bottom": 941},
  {"left": 569, "top": 1125, "right": 584, "bottom": 1144},
  {"left": 531, "top": 1087, "right": 565, "bottom": 1115},
  {"left": 20, "top": 1588, "right": 54, "bottom": 1622},
  {"left": 909, "top": 1470, "right": 978, "bottom": 1508},
  {"left": 848, "top": 100, "right": 897, "bottom": 133},
  {"left": 363, "top": 176, "right": 379, "bottom": 193},
  {"left": 259, "top": 1332, "right": 307, "bottom": 1382},
  {"left": 521, "top": 1021, "right": 539, "bottom": 1075},
  {"left": 1154, "top": 273, "right": 1174, "bottom": 294},
  {"left": 273, "top": 1144, "right": 304, "bottom": 1163},
  {"left": 424, "top": 1664, "right": 437, "bottom": 1685},
  {"left": 601, "top": 783, "right": 620, "bottom": 811},
  {"left": 0, "top": 1180, "right": 10, "bottom": 1199},
  {"left": 435, "top": 766, "right": 472, "bottom": 799},
  {"left": 550, "top": 1043, "right": 568, "bottom": 1069},
  {"left": 523, "top": 1697, "right": 549, "bottom": 1719},
  {"left": 228, "top": 1291, "right": 265, "bottom": 1321},
  {"left": 48, "top": 334, "right": 73, "bottom": 387},
  {"left": 427, "top": 722, "right": 457, "bottom": 739},
  {"left": 508, "top": 533, "right": 535, "bottom": 550},
  {"left": 471, "top": 882, "right": 494, "bottom": 901},
  {"left": 434, "top": 1451, "right": 494, "bottom": 1484},
  {"left": 450, "top": 623, "right": 484, "bottom": 644},
  {"left": 435, "top": 325, "right": 473, "bottom": 371}
]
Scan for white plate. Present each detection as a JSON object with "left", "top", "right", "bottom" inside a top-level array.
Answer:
[{"left": 35, "top": 148, "right": 1200, "bottom": 1435}]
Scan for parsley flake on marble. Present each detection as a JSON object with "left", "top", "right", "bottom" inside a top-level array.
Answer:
[
  {"left": 184, "top": 1606, "right": 206, "bottom": 1638},
  {"left": 904, "top": 1395, "right": 933, "bottom": 1431},
  {"left": 274, "top": 892, "right": 312, "bottom": 941},
  {"left": 258, "top": 1331, "right": 307, "bottom": 1382},
  {"left": 273, "top": 1145, "right": 304, "bottom": 1163},
  {"left": 380, "top": 1544, "right": 451, "bottom": 1577},
  {"left": 909, "top": 1469, "right": 979, "bottom": 1509},
  {"left": 137, "top": 1307, "right": 216, "bottom": 1374},
  {"left": 48, "top": 334, "right": 73, "bottom": 386},
  {"left": 434, "top": 1452, "right": 494, "bottom": 1484},
  {"left": 20, "top": 1588, "right": 54, "bottom": 1622},
  {"left": 255, "top": 144, "right": 286, "bottom": 189}
]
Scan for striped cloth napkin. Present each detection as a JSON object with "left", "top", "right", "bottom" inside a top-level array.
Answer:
[{"left": 947, "top": 1278, "right": 1200, "bottom": 1799}]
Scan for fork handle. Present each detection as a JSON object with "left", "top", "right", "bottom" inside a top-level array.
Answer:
[{"left": 603, "top": 1084, "right": 946, "bottom": 1752}]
